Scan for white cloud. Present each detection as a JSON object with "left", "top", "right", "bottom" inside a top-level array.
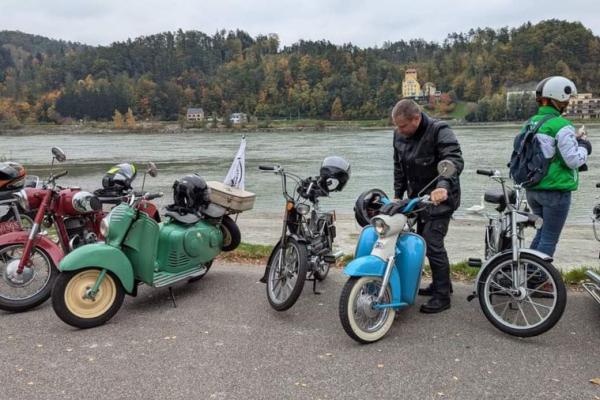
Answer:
[{"left": 1, "top": 0, "right": 599, "bottom": 47}]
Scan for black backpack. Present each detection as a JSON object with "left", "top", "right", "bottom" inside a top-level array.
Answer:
[{"left": 509, "top": 114, "right": 555, "bottom": 188}]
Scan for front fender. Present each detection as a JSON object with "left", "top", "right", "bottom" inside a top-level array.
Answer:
[
  {"left": 473, "top": 249, "right": 554, "bottom": 294},
  {"left": 0, "top": 231, "right": 64, "bottom": 267},
  {"left": 59, "top": 243, "right": 134, "bottom": 293},
  {"left": 343, "top": 255, "right": 402, "bottom": 304}
]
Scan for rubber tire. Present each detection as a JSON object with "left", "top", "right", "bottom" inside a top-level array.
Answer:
[
  {"left": 0, "top": 244, "right": 58, "bottom": 313},
  {"left": 314, "top": 262, "right": 330, "bottom": 281},
  {"left": 266, "top": 237, "right": 308, "bottom": 311},
  {"left": 220, "top": 215, "right": 241, "bottom": 252},
  {"left": 477, "top": 252, "right": 567, "bottom": 337},
  {"left": 339, "top": 276, "right": 395, "bottom": 344},
  {"left": 52, "top": 269, "right": 125, "bottom": 329}
]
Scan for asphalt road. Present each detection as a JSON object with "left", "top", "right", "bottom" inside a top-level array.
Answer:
[{"left": 1, "top": 263, "right": 599, "bottom": 400}]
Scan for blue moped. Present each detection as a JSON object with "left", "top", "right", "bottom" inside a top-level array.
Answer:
[{"left": 339, "top": 161, "right": 456, "bottom": 343}]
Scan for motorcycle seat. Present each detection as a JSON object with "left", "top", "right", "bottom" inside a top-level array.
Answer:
[
  {"left": 0, "top": 190, "right": 16, "bottom": 202},
  {"left": 164, "top": 210, "right": 201, "bottom": 225},
  {"left": 484, "top": 188, "right": 516, "bottom": 206}
]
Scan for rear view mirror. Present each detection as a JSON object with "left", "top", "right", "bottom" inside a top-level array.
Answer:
[
  {"left": 437, "top": 160, "right": 456, "bottom": 178},
  {"left": 52, "top": 147, "right": 66, "bottom": 162},
  {"left": 147, "top": 162, "right": 158, "bottom": 178}
]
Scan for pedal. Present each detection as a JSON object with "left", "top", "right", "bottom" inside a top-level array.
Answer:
[
  {"left": 468, "top": 258, "right": 482, "bottom": 268},
  {"left": 323, "top": 250, "right": 343, "bottom": 264}
]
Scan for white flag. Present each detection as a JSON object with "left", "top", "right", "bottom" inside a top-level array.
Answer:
[{"left": 224, "top": 136, "right": 246, "bottom": 189}]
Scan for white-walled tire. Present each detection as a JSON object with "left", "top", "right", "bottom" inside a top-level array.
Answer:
[{"left": 339, "top": 277, "right": 395, "bottom": 344}]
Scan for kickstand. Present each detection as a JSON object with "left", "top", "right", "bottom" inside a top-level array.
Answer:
[
  {"left": 168, "top": 287, "right": 177, "bottom": 308},
  {"left": 312, "top": 278, "right": 321, "bottom": 295}
]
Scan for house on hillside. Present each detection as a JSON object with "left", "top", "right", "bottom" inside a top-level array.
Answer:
[{"left": 186, "top": 107, "right": 204, "bottom": 121}]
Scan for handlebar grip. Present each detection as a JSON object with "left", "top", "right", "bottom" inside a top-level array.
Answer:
[
  {"left": 476, "top": 169, "right": 494, "bottom": 176},
  {"left": 145, "top": 192, "right": 164, "bottom": 201},
  {"left": 258, "top": 165, "right": 276, "bottom": 171}
]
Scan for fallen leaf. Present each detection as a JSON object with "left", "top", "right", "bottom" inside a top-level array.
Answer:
[
  {"left": 36, "top": 344, "right": 43, "bottom": 348},
  {"left": 17, "top": 368, "right": 23, "bottom": 372},
  {"left": 590, "top": 377, "right": 600, "bottom": 385},
  {"left": 377, "top": 364, "right": 384, "bottom": 368},
  {"left": 453, "top": 376, "right": 458, "bottom": 381},
  {"left": 27, "top": 382, "right": 33, "bottom": 386},
  {"left": 551, "top": 378, "right": 560, "bottom": 382},
  {"left": 89, "top": 344, "right": 98, "bottom": 348},
  {"left": 66, "top": 348, "right": 73, "bottom": 352},
  {"left": 301, "top": 383, "right": 307, "bottom": 387},
  {"left": 454, "top": 358, "right": 460, "bottom": 362},
  {"left": 171, "top": 336, "right": 177, "bottom": 339}
]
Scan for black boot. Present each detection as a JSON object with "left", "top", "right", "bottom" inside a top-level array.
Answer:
[
  {"left": 418, "top": 283, "right": 453, "bottom": 296},
  {"left": 419, "top": 296, "right": 451, "bottom": 313}
]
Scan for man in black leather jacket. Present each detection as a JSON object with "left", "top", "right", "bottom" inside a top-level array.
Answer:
[{"left": 392, "top": 99, "right": 464, "bottom": 313}]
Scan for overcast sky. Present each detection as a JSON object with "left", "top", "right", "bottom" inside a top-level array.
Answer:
[{"left": 1, "top": 0, "right": 599, "bottom": 47}]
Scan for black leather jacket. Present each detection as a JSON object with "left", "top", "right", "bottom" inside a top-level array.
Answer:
[{"left": 393, "top": 113, "right": 464, "bottom": 218}]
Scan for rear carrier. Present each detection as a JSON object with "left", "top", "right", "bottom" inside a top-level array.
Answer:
[{"left": 206, "top": 181, "right": 255, "bottom": 213}]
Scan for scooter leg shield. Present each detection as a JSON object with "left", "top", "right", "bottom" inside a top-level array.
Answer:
[
  {"left": 395, "top": 233, "right": 426, "bottom": 304},
  {"left": 59, "top": 243, "right": 134, "bottom": 293}
]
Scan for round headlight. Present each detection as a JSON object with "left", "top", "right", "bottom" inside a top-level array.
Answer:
[
  {"left": 296, "top": 204, "right": 310, "bottom": 215},
  {"left": 372, "top": 218, "right": 389, "bottom": 236},
  {"left": 99, "top": 216, "right": 110, "bottom": 238},
  {"left": 14, "top": 189, "right": 30, "bottom": 211}
]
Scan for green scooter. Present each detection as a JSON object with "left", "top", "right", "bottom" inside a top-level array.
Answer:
[{"left": 51, "top": 164, "right": 242, "bottom": 328}]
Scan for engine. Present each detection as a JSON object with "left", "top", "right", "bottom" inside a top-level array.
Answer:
[{"left": 64, "top": 217, "right": 98, "bottom": 250}]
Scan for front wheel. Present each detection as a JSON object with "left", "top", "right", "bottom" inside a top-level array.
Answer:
[
  {"left": 266, "top": 238, "right": 308, "bottom": 311},
  {"left": 339, "top": 277, "right": 395, "bottom": 344},
  {"left": 0, "top": 244, "right": 58, "bottom": 312},
  {"left": 52, "top": 269, "right": 125, "bottom": 329},
  {"left": 477, "top": 253, "right": 566, "bottom": 337}
]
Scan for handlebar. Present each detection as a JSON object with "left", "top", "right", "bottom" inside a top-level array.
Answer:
[
  {"left": 52, "top": 170, "right": 69, "bottom": 180},
  {"left": 258, "top": 165, "right": 279, "bottom": 171},
  {"left": 476, "top": 169, "right": 495, "bottom": 177}
]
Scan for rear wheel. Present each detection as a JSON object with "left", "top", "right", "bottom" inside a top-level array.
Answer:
[
  {"left": 266, "top": 238, "right": 307, "bottom": 311},
  {"left": 0, "top": 244, "right": 57, "bottom": 312},
  {"left": 52, "top": 269, "right": 124, "bottom": 329},
  {"left": 477, "top": 253, "right": 566, "bottom": 337},
  {"left": 220, "top": 215, "right": 241, "bottom": 252}
]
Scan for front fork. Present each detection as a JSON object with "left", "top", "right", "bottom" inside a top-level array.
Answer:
[
  {"left": 376, "top": 255, "right": 396, "bottom": 303},
  {"left": 84, "top": 269, "right": 107, "bottom": 300},
  {"left": 16, "top": 192, "right": 51, "bottom": 274},
  {"left": 509, "top": 209, "right": 527, "bottom": 291}
]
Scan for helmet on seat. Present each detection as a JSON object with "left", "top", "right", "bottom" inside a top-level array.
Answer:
[
  {"left": 171, "top": 174, "right": 210, "bottom": 213},
  {"left": 319, "top": 156, "right": 351, "bottom": 193}
]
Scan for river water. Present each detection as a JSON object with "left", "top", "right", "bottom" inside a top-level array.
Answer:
[{"left": 2, "top": 125, "right": 599, "bottom": 224}]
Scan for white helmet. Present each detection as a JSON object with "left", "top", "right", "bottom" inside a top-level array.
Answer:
[{"left": 535, "top": 76, "right": 577, "bottom": 102}]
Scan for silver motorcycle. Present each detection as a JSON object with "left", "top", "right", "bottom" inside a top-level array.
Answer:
[
  {"left": 584, "top": 182, "right": 600, "bottom": 304},
  {"left": 467, "top": 169, "right": 567, "bottom": 337}
]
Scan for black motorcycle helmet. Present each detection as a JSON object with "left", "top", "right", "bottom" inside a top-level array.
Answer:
[
  {"left": 172, "top": 174, "right": 210, "bottom": 213},
  {"left": 354, "top": 188, "right": 389, "bottom": 227},
  {"left": 102, "top": 163, "right": 137, "bottom": 191},
  {"left": 319, "top": 156, "right": 351, "bottom": 193}
]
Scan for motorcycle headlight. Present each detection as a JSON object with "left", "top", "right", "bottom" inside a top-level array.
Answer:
[
  {"left": 14, "top": 189, "right": 30, "bottom": 211},
  {"left": 372, "top": 217, "right": 389, "bottom": 236},
  {"left": 100, "top": 216, "right": 110, "bottom": 238},
  {"left": 296, "top": 204, "right": 310, "bottom": 215}
]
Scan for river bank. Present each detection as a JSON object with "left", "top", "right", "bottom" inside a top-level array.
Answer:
[{"left": 235, "top": 212, "right": 600, "bottom": 272}]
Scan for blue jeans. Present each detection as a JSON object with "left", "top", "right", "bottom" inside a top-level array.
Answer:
[{"left": 526, "top": 190, "right": 571, "bottom": 257}]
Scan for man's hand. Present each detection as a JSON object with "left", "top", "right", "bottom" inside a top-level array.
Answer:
[{"left": 430, "top": 188, "right": 448, "bottom": 205}]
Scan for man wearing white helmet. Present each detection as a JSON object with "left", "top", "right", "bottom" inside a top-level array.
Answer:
[{"left": 524, "top": 76, "right": 592, "bottom": 256}]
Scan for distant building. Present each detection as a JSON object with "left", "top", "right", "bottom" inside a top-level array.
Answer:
[
  {"left": 566, "top": 93, "right": 600, "bottom": 119},
  {"left": 186, "top": 107, "right": 204, "bottom": 121},
  {"left": 230, "top": 112, "right": 248, "bottom": 124},
  {"left": 402, "top": 69, "right": 422, "bottom": 98},
  {"left": 423, "top": 82, "right": 437, "bottom": 97}
]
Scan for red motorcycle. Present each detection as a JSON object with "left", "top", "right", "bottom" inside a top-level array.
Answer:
[{"left": 0, "top": 148, "right": 159, "bottom": 312}]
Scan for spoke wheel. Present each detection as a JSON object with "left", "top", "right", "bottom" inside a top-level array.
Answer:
[
  {"left": 339, "top": 277, "right": 395, "bottom": 344},
  {"left": 477, "top": 253, "right": 566, "bottom": 337},
  {"left": 266, "top": 238, "right": 307, "bottom": 311},
  {"left": 0, "top": 244, "right": 57, "bottom": 312}
]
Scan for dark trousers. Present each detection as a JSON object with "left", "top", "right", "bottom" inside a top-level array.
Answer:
[
  {"left": 417, "top": 217, "right": 451, "bottom": 299},
  {"left": 526, "top": 190, "right": 571, "bottom": 257}
]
